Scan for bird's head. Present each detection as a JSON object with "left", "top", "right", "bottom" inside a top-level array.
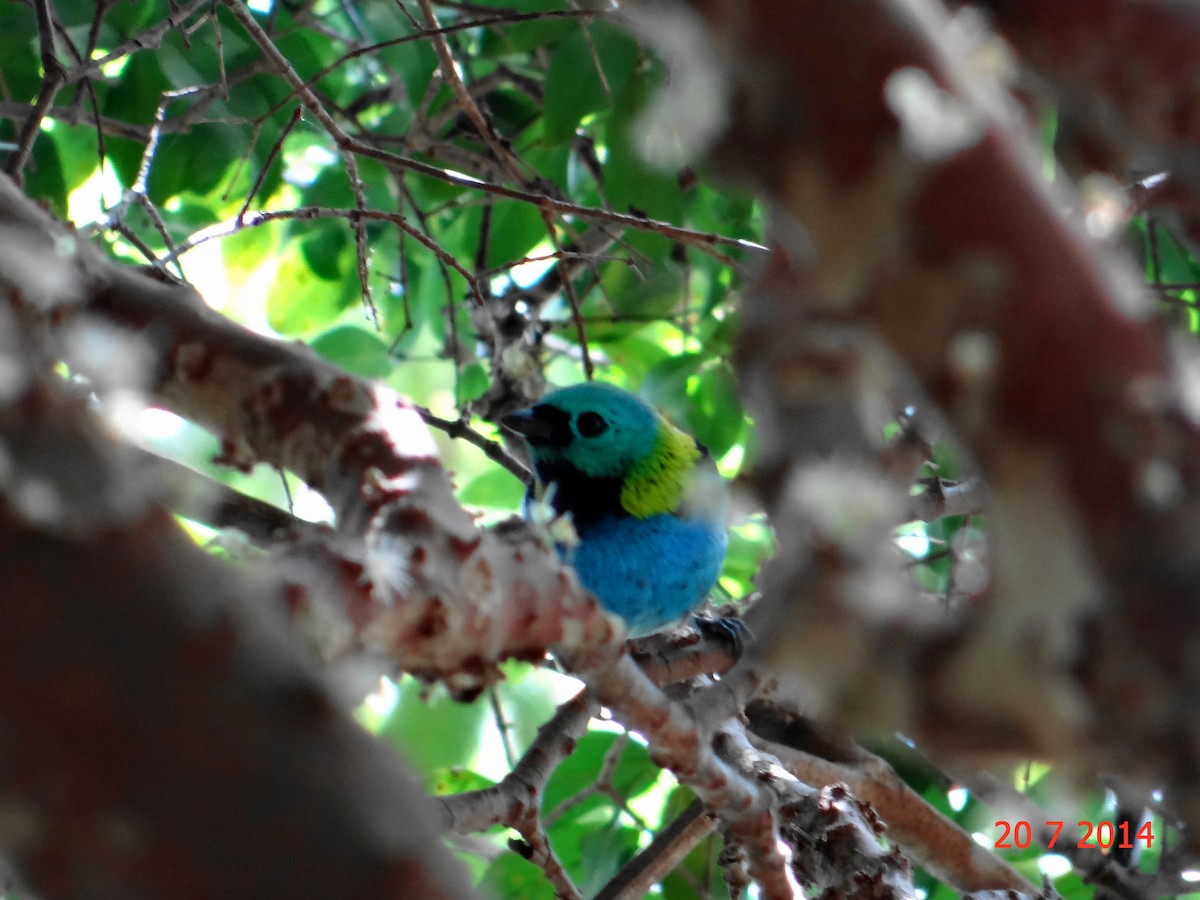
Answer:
[{"left": 501, "top": 382, "right": 706, "bottom": 520}]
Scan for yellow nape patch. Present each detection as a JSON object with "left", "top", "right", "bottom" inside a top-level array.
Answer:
[{"left": 620, "top": 421, "right": 701, "bottom": 518}]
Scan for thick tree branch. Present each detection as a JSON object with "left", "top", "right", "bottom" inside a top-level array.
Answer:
[
  {"left": 0, "top": 310, "right": 473, "bottom": 898},
  {"left": 669, "top": 0, "right": 1200, "bottom": 837},
  {"left": 0, "top": 171, "right": 620, "bottom": 696}
]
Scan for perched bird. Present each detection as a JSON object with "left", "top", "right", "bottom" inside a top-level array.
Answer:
[{"left": 501, "top": 382, "right": 728, "bottom": 636}]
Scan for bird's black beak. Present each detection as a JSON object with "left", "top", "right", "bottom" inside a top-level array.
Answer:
[{"left": 500, "top": 405, "right": 572, "bottom": 448}]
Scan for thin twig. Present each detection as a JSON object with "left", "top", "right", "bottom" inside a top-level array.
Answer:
[
  {"left": 416, "top": 0, "right": 528, "bottom": 183},
  {"left": 236, "top": 105, "right": 303, "bottom": 226},
  {"left": 278, "top": 8, "right": 604, "bottom": 121},
  {"left": 488, "top": 686, "right": 519, "bottom": 771},
  {"left": 5, "top": 0, "right": 68, "bottom": 182},
  {"left": 155, "top": 204, "right": 487, "bottom": 306},
  {"left": 63, "top": 0, "right": 212, "bottom": 86},
  {"left": 539, "top": 208, "right": 595, "bottom": 380},
  {"left": 351, "top": 139, "right": 767, "bottom": 257},
  {"left": 594, "top": 800, "right": 716, "bottom": 900},
  {"left": 418, "top": 406, "right": 530, "bottom": 483}
]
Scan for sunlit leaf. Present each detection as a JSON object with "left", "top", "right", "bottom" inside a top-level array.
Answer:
[
  {"left": 265, "top": 242, "right": 357, "bottom": 335},
  {"left": 310, "top": 324, "right": 393, "bottom": 378},
  {"left": 378, "top": 677, "right": 489, "bottom": 782},
  {"left": 459, "top": 467, "right": 527, "bottom": 511}
]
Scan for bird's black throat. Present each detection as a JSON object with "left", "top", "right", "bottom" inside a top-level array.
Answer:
[{"left": 529, "top": 459, "right": 627, "bottom": 532}]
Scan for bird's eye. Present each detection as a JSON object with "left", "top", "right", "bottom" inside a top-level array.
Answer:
[{"left": 576, "top": 411, "right": 608, "bottom": 438}]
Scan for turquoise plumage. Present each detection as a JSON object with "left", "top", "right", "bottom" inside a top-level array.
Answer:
[{"left": 501, "top": 383, "right": 728, "bottom": 636}]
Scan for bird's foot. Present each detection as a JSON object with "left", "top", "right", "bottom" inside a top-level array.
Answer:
[{"left": 692, "top": 614, "right": 750, "bottom": 659}]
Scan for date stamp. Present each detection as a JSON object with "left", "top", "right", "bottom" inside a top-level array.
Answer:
[{"left": 994, "top": 820, "right": 1155, "bottom": 851}]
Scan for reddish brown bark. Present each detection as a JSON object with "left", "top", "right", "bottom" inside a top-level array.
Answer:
[
  {"left": 685, "top": 0, "right": 1200, "bottom": 836},
  {"left": 0, "top": 378, "right": 472, "bottom": 899},
  {"left": 978, "top": 0, "right": 1200, "bottom": 243},
  {"left": 0, "top": 173, "right": 619, "bottom": 696},
  {"left": 978, "top": 0, "right": 1200, "bottom": 148}
]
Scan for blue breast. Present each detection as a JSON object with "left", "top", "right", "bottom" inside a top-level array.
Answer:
[{"left": 567, "top": 513, "right": 727, "bottom": 636}]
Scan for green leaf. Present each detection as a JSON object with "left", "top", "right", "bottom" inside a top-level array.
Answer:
[
  {"left": 170, "top": 201, "right": 221, "bottom": 235},
  {"left": 50, "top": 124, "right": 102, "bottom": 197},
  {"left": 721, "top": 520, "right": 774, "bottom": 594},
  {"left": 478, "top": 853, "right": 556, "bottom": 900},
  {"left": 24, "top": 133, "right": 68, "bottom": 218},
  {"left": 265, "top": 242, "right": 357, "bottom": 336},
  {"left": 661, "top": 836, "right": 729, "bottom": 900},
  {"left": 488, "top": 87, "right": 544, "bottom": 140},
  {"left": 687, "top": 361, "right": 743, "bottom": 459},
  {"left": 100, "top": 55, "right": 170, "bottom": 190},
  {"left": 101, "top": 0, "right": 168, "bottom": 38},
  {"left": 378, "top": 676, "right": 489, "bottom": 780},
  {"left": 157, "top": 25, "right": 225, "bottom": 90},
  {"left": 485, "top": 200, "right": 547, "bottom": 271},
  {"left": 544, "top": 22, "right": 640, "bottom": 144},
  {"left": 0, "top": 22, "right": 41, "bottom": 102},
  {"left": 526, "top": 144, "right": 571, "bottom": 193},
  {"left": 428, "top": 766, "right": 495, "bottom": 797},
  {"left": 609, "top": 268, "right": 686, "bottom": 319},
  {"left": 224, "top": 71, "right": 293, "bottom": 120},
  {"left": 300, "top": 222, "right": 350, "bottom": 281},
  {"left": 642, "top": 353, "right": 705, "bottom": 422},
  {"left": 102, "top": 51, "right": 172, "bottom": 126},
  {"left": 274, "top": 28, "right": 337, "bottom": 88},
  {"left": 362, "top": 7, "right": 440, "bottom": 104},
  {"left": 603, "top": 64, "right": 684, "bottom": 228},
  {"left": 543, "top": 731, "right": 659, "bottom": 816},
  {"left": 221, "top": 222, "right": 280, "bottom": 293},
  {"left": 1151, "top": 226, "right": 1200, "bottom": 284},
  {"left": 309, "top": 325, "right": 392, "bottom": 378},
  {"left": 694, "top": 310, "right": 740, "bottom": 356},
  {"left": 660, "top": 788, "right": 729, "bottom": 899},
  {"left": 476, "top": 0, "right": 577, "bottom": 57},
  {"left": 458, "top": 364, "right": 490, "bottom": 403},
  {"left": 459, "top": 467, "right": 526, "bottom": 510},
  {"left": 575, "top": 823, "right": 640, "bottom": 895},
  {"left": 599, "top": 331, "right": 674, "bottom": 383},
  {"left": 299, "top": 164, "right": 356, "bottom": 210},
  {"left": 147, "top": 123, "right": 242, "bottom": 204}
]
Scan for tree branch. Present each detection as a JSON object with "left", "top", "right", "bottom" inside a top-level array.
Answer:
[
  {"left": 0, "top": 170, "right": 619, "bottom": 696},
  {"left": 0, "top": 308, "right": 474, "bottom": 899},
  {"left": 675, "top": 0, "right": 1200, "bottom": 840}
]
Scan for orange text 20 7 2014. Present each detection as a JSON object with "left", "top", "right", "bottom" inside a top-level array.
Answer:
[{"left": 993, "top": 820, "right": 1155, "bottom": 851}]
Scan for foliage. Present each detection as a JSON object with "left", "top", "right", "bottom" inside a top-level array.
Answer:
[
  {"left": 3, "top": 0, "right": 1200, "bottom": 898},
  {"left": 3, "top": 0, "right": 765, "bottom": 894}
]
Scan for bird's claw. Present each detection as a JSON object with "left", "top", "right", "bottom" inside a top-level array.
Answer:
[{"left": 692, "top": 614, "right": 750, "bottom": 659}]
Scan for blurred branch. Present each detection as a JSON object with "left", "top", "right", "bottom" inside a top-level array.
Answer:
[
  {"left": 145, "top": 449, "right": 324, "bottom": 543},
  {"left": 977, "top": 0, "right": 1200, "bottom": 213},
  {"left": 628, "top": 627, "right": 741, "bottom": 685},
  {"left": 908, "top": 477, "right": 986, "bottom": 521},
  {"left": 221, "top": 0, "right": 765, "bottom": 278},
  {"left": 441, "top": 689, "right": 594, "bottom": 834},
  {"left": 686, "top": 0, "right": 1200, "bottom": 841},
  {"left": 441, "top": 690, "right": 593, "bottom": 897},
  {"left": 565, "top": 648, "right": 920, "bottom": 899},
  {"left": 416, "top": 405, "right": 531, "bottom": 483},
  {"left": 0, "top": 319, "right": 473, "bottom": 899},
  {"left": 63, "top": 0, "right": 212, "bottom": 85}
]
